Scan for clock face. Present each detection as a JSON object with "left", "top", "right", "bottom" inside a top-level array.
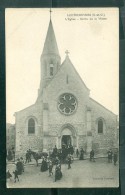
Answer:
[{"left": 58, "top": 93, "right": 77, "bottom": 115}]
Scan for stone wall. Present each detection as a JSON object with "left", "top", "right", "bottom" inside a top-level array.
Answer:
[
  {"left": 90, "top": 98, "right": 117, "bottom": 154},
  {"left": 15, "top": 102, "right": 43, "bottom": 154}
]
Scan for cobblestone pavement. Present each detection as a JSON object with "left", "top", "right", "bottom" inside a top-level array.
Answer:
[{"left": 7, "top": 158, "right": 119, "bottom": 188}]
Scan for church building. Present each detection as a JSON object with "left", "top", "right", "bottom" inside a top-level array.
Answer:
[{"left": 15, "top": 17, "right": 117, "bottom": 156}]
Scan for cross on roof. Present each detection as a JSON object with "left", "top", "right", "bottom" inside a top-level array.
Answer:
[
  {"left": 65, "top": 50, "right": 70, "bottom": 56},
  {"left": 49, "top": 8, "right": 52, "bottom": 19}
]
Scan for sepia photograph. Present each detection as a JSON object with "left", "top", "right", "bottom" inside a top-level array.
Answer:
[{"left": 6, "top": 8, "right": 119, "bottom": 188}]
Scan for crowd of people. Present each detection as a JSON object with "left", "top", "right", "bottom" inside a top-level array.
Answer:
[
  {"left": 39, "top": 145, "right": 74, "bottom": 182},
  {"left": 6, "top": 145, "right": 71, "bottom": 183},
  {"left": 6, "top": 145, "right": 118, "bottom": 183},
  {"left": 39, "top": 152, "right": 73, "bottom": 181},
  {"left": 50, "top": 144, "right": 74, "bottom": 164}
]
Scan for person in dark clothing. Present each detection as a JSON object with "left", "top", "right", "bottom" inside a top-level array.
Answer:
[
  {"left": 55, "top": 163, "right": 62, "bottom": 182},
  {"left": 7, "top": 149, "right": 13, "bottom": 161},
  {"left": 6, "top": 170, "right": 12, "bottom": 180},
  {"left": 13, "top": 150, "right": 15, "bottom": 161},
  {"left": 20, "top": 157, "right": 24, "bottom": 172},
  {"left": 67, "top": 145, "right": 71, "bottom": 155},
  {"left": 55, "top": 156, "right": 60, "bottom": 165},
  {"left": 13, "top": 169, "right": 19, "bottom": 182},
  {"left": 28, "top": 149, "right": 32, "bottom": 162},
  {"left": 11, "top": 147, "right": 15, "bottom": 161},
  {"left": 90, "top": 149, "right": 95, "bottom": 162},
  {"left": 16, "top": 159, "right": 23, "bottom": 175},
  {"left": 113, "top": 150, "right": 118, "bottom": 165},
  {"left": 25, "top": 150, "right": 30, "bottom": 163},
  {"left": 62, "top": 147, "right": 67, "bottom": 163},
  {"left": 40, "top": 157, "right": 48, "bottom": 172},
  {"left": 58, "top": 149, "right": 62, "bottom": 161},
  {"left": 53, "top": 145, "right": 58, "bottom": 157},
  {"left": 79, "top": 148, "right": 84, "bottom": 160},
  {"left": 48, "top": 160, "right": 53, "bottom": 176},
  {"left": 107, "top": 149, "right": 113, "bottom": 163},
  {"left": 69, "top": 145, "right": 74, "bottom": 155},
  {"left": 67, "top": 154, "right": 71, "bottom": 169},
  {"left": 76, "top": 148, "right": 79, "bottom": 158}
]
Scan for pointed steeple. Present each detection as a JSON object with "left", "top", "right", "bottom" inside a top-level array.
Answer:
[
  {"left": 42, "top": 19, "right": 60, "bottom": 57},
  {"left": 37, "top": 16, "right": 61, "bottom": 100}
]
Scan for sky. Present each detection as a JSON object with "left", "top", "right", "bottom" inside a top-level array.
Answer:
[{"left": 6, "top": 8, "right": 119, "bottom": 124}]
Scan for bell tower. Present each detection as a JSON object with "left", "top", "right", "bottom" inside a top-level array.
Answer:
[{"left": 39, "top": 16, "right": 61, "bottom": 94}]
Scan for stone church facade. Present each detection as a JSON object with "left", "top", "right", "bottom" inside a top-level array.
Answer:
[{"left": 15, "top": 18, "right": 117, "bottom": 155}]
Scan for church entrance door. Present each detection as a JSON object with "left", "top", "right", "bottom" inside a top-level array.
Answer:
[
  {"left": 61, "top": 135, "right": 71, "bottom": 147},
  {"left": 58, "top": 126, "right": 77, "bottom": 148}
]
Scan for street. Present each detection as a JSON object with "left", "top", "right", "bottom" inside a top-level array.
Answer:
[{"left": 7, "top": 158, "right": 119, "bottom": 188}]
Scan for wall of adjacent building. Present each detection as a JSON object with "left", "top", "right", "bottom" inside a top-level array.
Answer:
[{"left": 6, "top": 123, "right": 16, "bottom": 150}]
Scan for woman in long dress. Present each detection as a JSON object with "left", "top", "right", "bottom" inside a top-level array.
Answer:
[
  {"left": 79, "top": 148, "right": 84, "bottom": 160},
  {"left": 40, "top": 157, "right": 48, "bottom": 172},
  {"left": 55, "top": 163, "right": 62, "bottom": 182},
  {"left": 16, "top": 159, "right": 23, "bottom": 175}
]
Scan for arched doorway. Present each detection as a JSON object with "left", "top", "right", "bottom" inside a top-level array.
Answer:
[
  {"left": 61, "top": 128, "right": 72, "bottom": 147},
  {"left": 58, "top": 124, "right": 77, "bottom": 148},
  {"left": 62, "top": 135, "right": 71, "bottom": 147}
]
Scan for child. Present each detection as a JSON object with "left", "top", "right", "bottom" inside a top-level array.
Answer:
[
  {"left": 13, "top": 169, "right": 19, "bottom": 183},
  {"left": 6, "top": 170, "right": 12, "bottom": 181}
]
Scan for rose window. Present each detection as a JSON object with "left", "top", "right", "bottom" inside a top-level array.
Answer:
[{"left": 58, "top": 93, "right": 77, "bottom": 115}]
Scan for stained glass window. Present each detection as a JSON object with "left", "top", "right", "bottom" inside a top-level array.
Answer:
[{"left": 58, "top": 93, "right": 77, "bottom": 115}]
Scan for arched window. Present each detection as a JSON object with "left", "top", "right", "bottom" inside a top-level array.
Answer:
[
  {"left": 50, "top": 64, "right": 54, "bottom": 76},
  {"left": 28, "top": 118, "right": 35, "bottom": 134},
  {"left": 98, "top": 119, "right": 103, "bottom": 134}
]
